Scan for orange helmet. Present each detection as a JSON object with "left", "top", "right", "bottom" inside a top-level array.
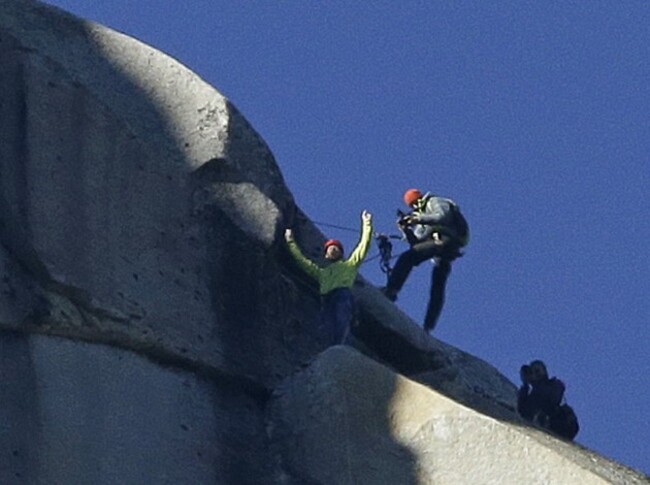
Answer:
[
  {"left": 324, "top": 239, "right": 343, "bottom": 251},
  {"left": 403, "top": 188, "right": 423, "bottom": 206}
]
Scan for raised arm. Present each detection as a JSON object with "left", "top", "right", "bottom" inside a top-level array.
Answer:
[
  {"left": 284, "top": 229, "right": 321, "bottom": 280},
  {"left": 347, "top": 210, "right": 373, "bottom": 266}
]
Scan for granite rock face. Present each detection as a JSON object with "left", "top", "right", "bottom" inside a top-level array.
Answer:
[
  {"left": 0, "top": 0, "right": 320, "bottom": 393},
  {"left": 270, "top": 347, "right": 646, "bottom": 485},
  {"left": 0, "top": 1, "right": 646, "bottom": 484},
  {"left": 1, "top": 332, "right": 270, "bottom": 484}
]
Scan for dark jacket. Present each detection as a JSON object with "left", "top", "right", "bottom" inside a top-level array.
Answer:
[
  {"left": 408, "top": 194, "right": 469, "bottom": 247},
  {"left": 517, "top": 377, "right": 565, "bottom": 422}
]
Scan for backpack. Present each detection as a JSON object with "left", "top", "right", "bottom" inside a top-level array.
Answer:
[
  {"left": 449, "top": 202, "right": 470, "bottom": 246},
  {"left": 549, "top": 403, "right": 580, "bottom": 440}
]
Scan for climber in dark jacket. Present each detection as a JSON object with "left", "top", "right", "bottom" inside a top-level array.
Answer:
[
  {"left": 518, "top": 360, "right": 565, "bottom": 424},
  {"left": 382, "top": 188, "right": 469, "bottom": 332},
  {"left": 518, "top": 360, "right": 580, "bottom": 440}
]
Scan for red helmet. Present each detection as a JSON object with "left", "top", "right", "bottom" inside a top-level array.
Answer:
[
  {"left": 403, "top": 188, "right": 423, "bottom": 206},
  {"left": 324, "top": 239, "right": 343, "bottom": 251}
]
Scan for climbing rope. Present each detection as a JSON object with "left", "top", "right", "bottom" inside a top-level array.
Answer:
[
  {"left": 312, "top": 220, "right": 401, "bottom": 278},
  {"left": 311, "top": 220, "right": 360, "bottom": 234}
]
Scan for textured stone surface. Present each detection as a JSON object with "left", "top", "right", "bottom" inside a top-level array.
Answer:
[
  {"left": 352, "top": 282, "right": 518, "bottom": 419},
  {"left": 0, "top": 331, "right": 270, "bottom": 484},
  {"left": 0, "top": 1, "right": 319, "bottom": 482},
  {"left": 0, "top": 0, "right": 323, "bottom": 390},
  {"left": 0, "top": 1, "right": 647, "bottom": 484},
  {"left": 270, "top": 347, "right": 647, "bottom": 485}
]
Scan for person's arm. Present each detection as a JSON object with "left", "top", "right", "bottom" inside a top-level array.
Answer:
[
  {"left": 284, "top": 229, "right": 321, "bottom": 280},
  {"left": 517, "top": 385, "right": 533, "bottom": 419},
  {"left": 548, "top": 378, "right": 566, "bottom": 407},
  {"left": 517, "top": 366, "right": 533, "bottom": 419},
  {"left": 347, "top": 211, "right": 373, "bottom": 266},
  {"left": 412, "top": 198, "right": 450, "bottom": 225}
]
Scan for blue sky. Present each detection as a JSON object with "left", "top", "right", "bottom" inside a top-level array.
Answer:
[{"left": 46, "top": 1, "right": 649, "bottom": 474}]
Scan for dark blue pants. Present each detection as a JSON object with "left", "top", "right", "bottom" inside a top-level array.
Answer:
[
  {"left": 423, "top": 259, "right": 452, "bottom": 332},
  {"left": 386, "top": 237, "right": 459, "bottom": 332},
  {"left": 321, "top": 288, "right": 354, "bottom": 345}
]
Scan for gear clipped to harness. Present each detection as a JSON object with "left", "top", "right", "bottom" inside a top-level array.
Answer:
[{"left": 375, "top": 233, "right": 399, "bottom": 277}]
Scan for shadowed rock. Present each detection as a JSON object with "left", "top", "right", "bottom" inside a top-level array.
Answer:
[
  {"left": 271, "top": 347, "right": 646, "bottom": 485},
  {"left": 0, "top": 1, "right": 647, "bottom": 483}
]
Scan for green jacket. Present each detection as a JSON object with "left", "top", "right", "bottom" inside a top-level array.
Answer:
[{"left": 287, "top": 218, "right": 373, "bottom": 295}]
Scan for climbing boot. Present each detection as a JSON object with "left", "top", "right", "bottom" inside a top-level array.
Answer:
[{"left": 380, "top": 286, "right": 398, "bottom": 302}]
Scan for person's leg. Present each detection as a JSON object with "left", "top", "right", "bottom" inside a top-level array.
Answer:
[
  {"left": 423, "top": 259, "right": 452, "bottom": 332},
  {"left": 321, "top": 293, "right": 337, "bottom": 343},
  {"left": 332, "top": 289, "right": 354, "bottom": 345},
  {"left": 384, "top": 240, "right": 441, "bottom": 300},
  {"left": 322, "top": 289, "right": 354, "bottom": 345}
]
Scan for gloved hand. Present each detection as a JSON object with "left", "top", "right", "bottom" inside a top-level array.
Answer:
[
  {"left": 407, "top": 213, "right": 421, "bottom": 224},
  {"left": 396, "top": 215, "right": 417, "bottom": 227}
]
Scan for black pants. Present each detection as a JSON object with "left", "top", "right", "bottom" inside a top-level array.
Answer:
[
  {"left": 386, "top": 238, "right": 458, "bottom": 331},
  {"left": 423, "top": 259, "right": 452, "bottom": 331}
]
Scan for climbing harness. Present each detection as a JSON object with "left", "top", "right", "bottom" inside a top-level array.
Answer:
[{"left": 375, "top": 233, "right": 400, "bottom": 276}]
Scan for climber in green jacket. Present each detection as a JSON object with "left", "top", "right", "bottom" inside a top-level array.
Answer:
[{"left": 284, "top": 210, "right": 373, "bottom": 345}]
